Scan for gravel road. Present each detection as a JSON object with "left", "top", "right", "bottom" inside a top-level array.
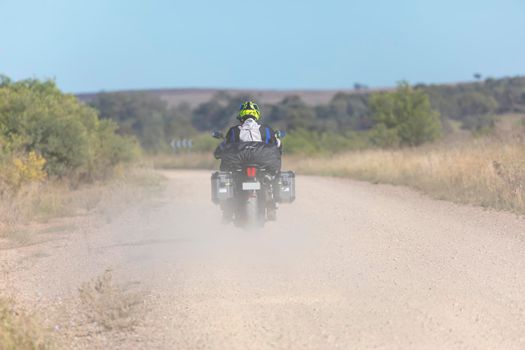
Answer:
[{"left": 3, "top": 170, "right": 525, "bottom": 349}]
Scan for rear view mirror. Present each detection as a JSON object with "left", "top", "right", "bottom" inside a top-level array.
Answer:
[
  {"left": 275, "top": 130, "right": 286, "bottom": 138},
  {"left": 212, "top": 130, "right": 224, "bottom": 139}
]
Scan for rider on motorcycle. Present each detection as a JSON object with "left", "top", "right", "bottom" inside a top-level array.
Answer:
[
  {"left": 217, "top": 101, "right": 281, "bottom": 150},
  {"left": 215, "top": 100, "right": 282, "bottom": 222}
]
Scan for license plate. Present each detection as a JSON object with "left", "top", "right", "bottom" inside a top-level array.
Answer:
[{"left": 242, "top": 182, "right": 261, "bottom": 190}]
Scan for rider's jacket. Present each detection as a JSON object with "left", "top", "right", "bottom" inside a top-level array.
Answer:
[
  {"left": 225, "top": 118, "right": 280, "bottom": 146},
  {"left": 214, "top": 118, "right": 281, "bottom": 161}
]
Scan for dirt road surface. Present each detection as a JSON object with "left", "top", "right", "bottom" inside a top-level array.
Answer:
[{"left": 3, "top": 170, "right": 525, "bottom": 349}]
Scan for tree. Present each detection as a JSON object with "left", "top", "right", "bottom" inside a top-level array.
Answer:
[
  {"left": 90, "top": 92, "right": 186, "bottom": 152},
  {"left": 354, "top": 82, "right": 368, "bottom": 91},
  {"left": 265, "top": 96, "right": 316, "bottom": 131},
  {"left": 456, "top": 91, "right": 498, "bottom": 117},
  {"left": 369, "top": 82, "right": 442, "bottom": 146},
  {"left": 325, "top": 93, "right": 371, "bottom": 130},
  {"left": 191, "top": 93, "right": 251, "bottom": 132}
]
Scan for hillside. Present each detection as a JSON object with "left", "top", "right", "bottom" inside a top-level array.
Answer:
[{"left": 77, "top": 87, "right": 368, "bottom": 108}]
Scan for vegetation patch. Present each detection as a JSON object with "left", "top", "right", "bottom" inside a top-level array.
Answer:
[
  {"left": 288, "top": 138, "right": 525, "bottom": 214},
  {"left": 0, "top": 167, "right": 164, "bottom": 247},
  {"left": 78, "top": 270, "right": 146, "bottom": 332},
  {"left": 0, "top": 76, "right": 139, "bottom": 192},
  {"left": 87, "top": 76, "right": 525, "bottom": 154},
  {"left": 0, "top": 298, "right": 53, "bottom": 350}
]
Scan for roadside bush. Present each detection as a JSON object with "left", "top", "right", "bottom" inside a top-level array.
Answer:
[
  {"left": 87, "top": 119, "right": 141, "bottom": 180},
  {"left": 0, "top": 76, "right": 138, "bottom": 188},
  {"left": 0, "top": 152, "right": 47, "bottom": 191},
  {"left": 284, "top": 129, "right": 320, "bottom": 154}
]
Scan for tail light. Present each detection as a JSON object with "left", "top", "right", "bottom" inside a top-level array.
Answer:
[{"left": 246, "top": 167, "right": 257, "bottom": 177}]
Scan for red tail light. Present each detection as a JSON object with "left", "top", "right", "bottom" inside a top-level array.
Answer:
[{"left": 246, "top": 167, "right": 257, "bottom": 177}]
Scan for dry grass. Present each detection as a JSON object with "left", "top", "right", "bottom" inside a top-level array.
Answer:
[
  {"left": 0, "top": 298, "right": 53, "bottom": 350},
  {"left": 78, "top": 270, "right": 145, "bottom": 332},
  {"left": 84, "top": 136, "right": 525, "bottom": 216},
  {"left": 0, "top": 166, "right": 165, "bottom": 243},
  {"left": 0, "top": 183, "right": 76, "bottom": 246},
  {"left": 287, "top": 139, "right": 525, "bottom": 214}
]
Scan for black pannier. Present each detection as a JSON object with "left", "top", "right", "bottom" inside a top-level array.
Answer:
[
  {"left": 274, "top": 171, "right": 295, "bottom": 203},
  {"left": 216, "top": 142, "right": 281, "bottom": 174},
  {"left": 211, "top": 171, "right": 234, "bottom": 204}
]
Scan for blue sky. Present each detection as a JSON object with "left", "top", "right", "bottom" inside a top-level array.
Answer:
[{"left": 1, "top": 0, "right": 523, "bottom": 92}]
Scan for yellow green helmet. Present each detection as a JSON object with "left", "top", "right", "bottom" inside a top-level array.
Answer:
[{"left": 238, "top": 101, "right": 261, "bottom": 122}]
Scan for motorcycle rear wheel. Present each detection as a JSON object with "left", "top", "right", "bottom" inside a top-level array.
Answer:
[{"left": 245, "top": 195, "right": 263, "bottom": 229}]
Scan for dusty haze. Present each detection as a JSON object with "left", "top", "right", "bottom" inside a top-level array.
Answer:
[{"left": 3, "top": 170, "right": 525, "bottom": 349}]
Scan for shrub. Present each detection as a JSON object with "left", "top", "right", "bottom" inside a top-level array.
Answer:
[
  {"left": 368, "top": 124, "right": 400, "bottom": 148},
  {"left": 0, "top": 77, "right": 138, "bottom": 186},
  {"left": 11, "top": 152, "right": 46, "bottom": 187},
  {"left": 284, "top": 129, "right": 371, "bottom": 155},
  {"left": 369, "top": 82, "right": 442, "bottom": 146},
  {"left": 284, "top": 129, "right": 320, "bottom": 154}
]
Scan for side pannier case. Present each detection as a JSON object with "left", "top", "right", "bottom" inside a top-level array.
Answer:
[
  {"left": 275, "top": 171, "right": 295, "bottom": 203},
  {"left": 211, "top": 171, "right": 234, "bottom": 204}
]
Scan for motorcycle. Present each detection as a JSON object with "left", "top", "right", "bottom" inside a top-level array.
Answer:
[{"left": 211, "top": 131, "right": 295, "bottom": 228}]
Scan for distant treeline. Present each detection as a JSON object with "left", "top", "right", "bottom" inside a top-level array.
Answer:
[{"left": 88, "top": 76, "right": 525, "bottom": 153}]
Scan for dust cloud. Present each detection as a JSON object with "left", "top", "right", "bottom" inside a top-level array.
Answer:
[{"left": 5, "top": 170, "right": 525, "bottom": 349}]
